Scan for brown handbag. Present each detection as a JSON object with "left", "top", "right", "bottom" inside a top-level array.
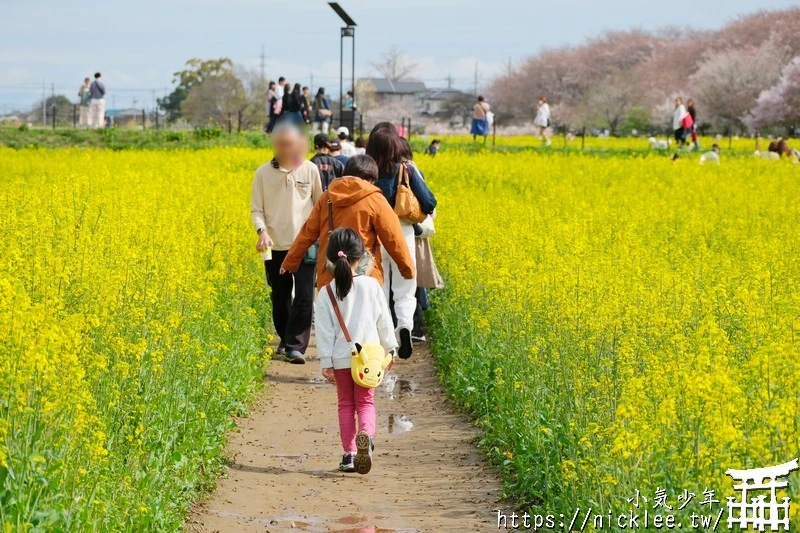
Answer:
[{"left": 393, "top": 164, "right": 427, "bottom": 224}]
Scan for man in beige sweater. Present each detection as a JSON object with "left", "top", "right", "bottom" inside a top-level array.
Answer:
[{"left": 251, "top": 124, "right": 323, "bottom": 363}]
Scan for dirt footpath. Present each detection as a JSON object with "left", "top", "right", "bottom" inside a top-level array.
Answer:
[{"left": 188, "top": 338, "right": 500, "bottom": 533}]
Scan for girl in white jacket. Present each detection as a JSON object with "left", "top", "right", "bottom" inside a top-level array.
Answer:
[{"left": 315, "top": 228, "right": 397, "bottom": 474}]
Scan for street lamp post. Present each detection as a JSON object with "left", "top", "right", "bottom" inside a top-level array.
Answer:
[{"left": 328, "top": 2, "right": 356, "bottom": 131}]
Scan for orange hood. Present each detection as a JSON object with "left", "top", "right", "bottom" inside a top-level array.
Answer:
[{"left": 327, "top": 177, "right": 383, "bottom": 208}]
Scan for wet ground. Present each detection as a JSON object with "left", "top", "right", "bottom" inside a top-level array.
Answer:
[{"left": 187, "top": 337, "right": 499, "bottom": 532}]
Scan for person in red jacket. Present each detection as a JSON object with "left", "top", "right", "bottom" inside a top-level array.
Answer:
[{"left": 280, "top": 155, "right": 414, "bottom": 290}]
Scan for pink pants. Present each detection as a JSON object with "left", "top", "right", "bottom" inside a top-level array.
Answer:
[{"left": 334, "top": 368, "right": 376, "bottom": 452}]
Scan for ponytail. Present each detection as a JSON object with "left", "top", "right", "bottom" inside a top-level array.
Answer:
[
  {"left": 333, "top": 253, "right": 353, "bottom": 301},
  {"left": 326, "top": 227, "right": 366, "bottom": 301}
]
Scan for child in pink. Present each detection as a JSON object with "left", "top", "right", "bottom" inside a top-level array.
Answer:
[{"left": 315, "top": 228, "right": 397, "bottom": 474}]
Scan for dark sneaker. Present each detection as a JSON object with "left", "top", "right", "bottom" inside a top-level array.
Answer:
[
  {"left": 286, "top": 350, "right": 306, "bottom": 364},
  {"left": 398, "top": 328, "right": 413, "bottom": 359},
  {"left": 354, "top": 431, "right": 373, "bottom": 475},
  {"left": 339, "top": 453, "right": 355, "bottom": 473}
]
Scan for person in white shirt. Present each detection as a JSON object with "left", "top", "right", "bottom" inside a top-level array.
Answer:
[
  {"left": 315, "top": 228, "right": 396, "bottom": 474},
  {"left": 533, "top": 95, "right": 551, "bottom": 146},
  {"left": 673, "top": 97, "right": 688, "bottom": 148},
  {"left": 88, "top": 72, "right": 106, "bottom": 128},
  {"left": 699, "top": 144, "right": 721, "bottom": 165},
  {"left": 251, "top": 123, "right": 323, "bottom": 363},
  {"left": 337, "top": 127, "right": 357, "bottom": 157},
  {"left": 77, "top": 77, "right": 92, "bottom": 128}
]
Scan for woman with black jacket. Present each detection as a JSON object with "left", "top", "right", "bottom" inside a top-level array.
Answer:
[
  {"left": 281, "top": 83, "right": 305, "bottom": 126},
  {"left": 366, "top": 122, "right": 437, "bottom": 359}
]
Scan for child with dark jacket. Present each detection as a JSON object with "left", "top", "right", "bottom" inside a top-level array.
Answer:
[{"left": 310, "top": 134, "right": 344, "bottom": 191}]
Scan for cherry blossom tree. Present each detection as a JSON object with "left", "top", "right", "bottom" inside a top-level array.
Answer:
[{"left": 748, "top": 57, "right": 800, "bottom": 131}]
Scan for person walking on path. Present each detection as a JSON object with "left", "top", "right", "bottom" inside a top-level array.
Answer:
[
  {"left": 281, "top": 154, "right": 414, "bottom": 291},
  {"left": 309, "top": 133, "right": 344, "bottom": 191},
  {"left": 265, "top": 81, "right": 279, "bottom": 134},
  {"left": 534, "top": 96, "right": 551, "bottom": 146},
  {"left": 315, "top": 228, "right": 397, "bottom": 474},
  {"left": 313, "top": 87, "right": 332, "bottom": 135},
  {"left": 686, "top": 99, "right": 700, "bottom": 151},
  {"left": 367, "top": 123, "right": 437, "bottom": 359},
  {"left": 673, "top": 97, "right": 688, "bottom": 149},
  {"left": 280, "top": 83, "right": 305, "bottom": 126},
  {"left": 89, "top": 72, "right": 106, "bottom": 128},
  {"left": 301, "top": 86, "right": 313, "bottom": 124},
  {"left": 78, "top": 77, "right": 92, "bottom": 128},
  {"left": 337, "top": 127, "right": 357, "bottom": 157},
  {"left": 251, "top": 124, "right": 323, "bottom": 364},
  {"left": 398, "top": 138, "right": 443, "bottom": 343},
  {"left": 471, "top": 95, "right": 490, "bottom": 142}
]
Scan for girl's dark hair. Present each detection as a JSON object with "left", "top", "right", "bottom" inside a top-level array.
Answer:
[
  {"left": 316, "top": 87, "right": 325, "bottom": 96},
  {"left": 268, "top": 81, "right": 276, "bottom": 89},
  {"left": 370, "top": 121, "right": 397, "bottom": 135},
  {"left": 355, "top": 136, "right": 367, "bottom": 148},
  {"left": 366, "top": 127, "right": 403, "bottom": 176},
  {"left": 327, "top": 228, "right": 365, "bottom": 300},
  {"left": 399, "top": 137, "right": 413, "bottom": 161},
  {"left": 343, "top": 155, "right": 379, "bottom": 183},
  {"left": 292, "top": 83, "right": 301, "bottom": 96},
  {"left": 477, "top": 95, "right": 484, "bottom": 102}
]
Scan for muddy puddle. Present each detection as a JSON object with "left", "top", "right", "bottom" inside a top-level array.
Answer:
[
  {"left": 382, "top": 375, "right": 417, "bottom": 401},
  {"left": 385, "top": 414, "right": 414, "bottom": 434}
]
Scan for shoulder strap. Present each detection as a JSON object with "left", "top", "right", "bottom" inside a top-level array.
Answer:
[
  {"left": 327, "top": 198, "right": 334, "bottom": 234},
  {"left": 325, "top": 284, "right": 352, "bottom": 344}
]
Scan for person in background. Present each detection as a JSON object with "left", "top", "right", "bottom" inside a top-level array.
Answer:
[
  {"left": 354, "top": 136, "right": 367, "bottom": 155},
  {"left": 275, "top": 76, "right": 287, "bottom": 100},
  {"left": 367, "top": 123, "right": 437, "bottom": 359},
  {"left": 337, "top": 127, "right": 357, "bottom": 157},
  {"left": 314, "top": 228, "right": 397, "bottom": 474},
  {"left": 251, "top": 123, "right": 323, "bottom": 364},
  {"left": 78, "top": 77, "right": 92, "bottom": 128},
  {"left": 281, "top": 83, "right": 305, "bottom": 126},
  {"left": 301, "top": 86, "right": 313, "bottom": 125},
  {"left": 281, "top": 155, "right": 414, "bottom": 294},
  {"left": 673, "top": 97, "right": 688, "bottom": 149},
  {"left": 89, "top": 72, "right": 106, "bottom": 129},
  {"left": 426, "top": 139, "right": 441, "bottom": 156},
  {"left": 471, "top": 95, "right": 490, "bottom": 142},
  {"left": 686, "top": 99, "right": 700, "bottom": 150},
  {"left": 265, "top": 81, "right": 279, "bottom": 134},
  {"left": 533, "top": 96, "right": 551, "bottom": 146},
  {"left": 329, "top": 139, "right": 349, "bottom": 166},
  {"left": 699, "top": 143, "right": 721, "bottom": 165},
  {"left": 345, "top": 90, "right": 356, "bottom": 110},
  {"left": 310, "top": 133, "right": 344, "bottom": 191},
  {"left": 313, "top": 87, "right": 332, "bottom": 135}
]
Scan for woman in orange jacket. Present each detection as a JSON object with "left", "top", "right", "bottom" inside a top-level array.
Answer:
[{"left": 280, "top": 155, "right": 414, "bottom": 289}]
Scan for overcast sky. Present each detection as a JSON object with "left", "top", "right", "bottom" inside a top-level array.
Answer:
[{"left": 1, "top": 0, "right": 797, "bottom": 112}]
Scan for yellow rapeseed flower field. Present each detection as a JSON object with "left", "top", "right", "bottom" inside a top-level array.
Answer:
[
  {"left": 425, "top": 151, "right": 800, "bottom": 525},
  {"left": 0, "top": 148, "right": 271, "bottom": 530}
]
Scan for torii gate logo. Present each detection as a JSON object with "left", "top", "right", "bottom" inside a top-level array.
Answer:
[{"left": 725, "top": 458, "right": 798, "bottom": 531}]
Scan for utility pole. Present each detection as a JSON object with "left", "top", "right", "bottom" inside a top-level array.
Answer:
[
  {"left": 42, "top": 81, "right": 46, "bottom": 126},
  {"left": 446, "top": 73, "right": 453, "bottom": 89},
  {"left": 506, "top": 57, "right": 513, "bottom": 76},
  {"left": 51, "top": 82, "right": 55, "bottom": 99},
  {"left": 259, "top": 45, "right": 267, "bottom": 82},
  {"left": 310, "top": 73, "right": 314, "bottom": 95},
  {"left": 474, "top": 62, "right": 479, "bottom": 96}
]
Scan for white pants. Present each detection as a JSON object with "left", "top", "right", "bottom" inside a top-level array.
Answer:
[
  {"left": 381, "top": 223, "right": 417, "bottom": 332},
  {"left": 312, "top": 120, "right": 330, "bottom": 135},
  {"left": 89, "top": 99, "right": 105, "bottom": 128},
  {"left": 79, "top": 106, "right": 91, "bottom": 127}
]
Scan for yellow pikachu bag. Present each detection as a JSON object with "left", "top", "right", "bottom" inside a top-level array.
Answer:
[
  {"left": 325, "top": 285, "right": 393, "bottom": 389},
  {"left": 351, "top": 343, "right": 393, "bottom": 389}
]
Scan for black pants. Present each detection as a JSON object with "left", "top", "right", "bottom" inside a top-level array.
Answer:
[{"left": 263, "top": 249, "right": 315, "bottom": 353}]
